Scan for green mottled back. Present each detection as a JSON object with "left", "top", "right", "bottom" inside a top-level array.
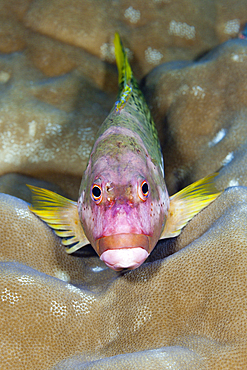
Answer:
[{"left": 94, "top": 33, "right": 163, "bottom": 172}]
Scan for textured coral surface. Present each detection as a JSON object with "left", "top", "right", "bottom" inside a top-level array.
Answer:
[
  {"left": 0, "top": 0, "right": 247, "bottom": 369},
  {"left": 143, "top": 38, "right": 247, "bottom": 194},
  {"left": 1, "top": 188, "right": 247, "bottom": 369}
]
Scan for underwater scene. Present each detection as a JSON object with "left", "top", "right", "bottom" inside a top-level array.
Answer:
[{"left": 1, "top": 0, "right": 247, "bottom": 369}]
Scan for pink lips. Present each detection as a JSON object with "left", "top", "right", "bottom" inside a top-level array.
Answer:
[
  {"left": 100, "top": 248, "right": 149, "bottom": 270},
  {"left": 97, "top": 233, "right": 150, "bottom": 271}
]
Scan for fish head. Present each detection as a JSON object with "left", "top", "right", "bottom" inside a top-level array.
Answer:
[{"left": 78, "top": 150, "right": 169, "bottom": 271}]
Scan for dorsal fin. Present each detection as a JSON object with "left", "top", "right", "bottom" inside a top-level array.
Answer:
[{"left": 27, "top": 185, "right": 89, "bottom": 253}]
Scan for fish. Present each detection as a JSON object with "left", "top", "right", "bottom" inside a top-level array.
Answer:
[{"left": 27, "top": 33, "right": 221, "bottom": 271}]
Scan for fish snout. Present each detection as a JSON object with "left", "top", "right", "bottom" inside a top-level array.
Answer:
[
  {"left": 105, "top": 183, "right": 134, "bottom": 205},
  {"left": 97, "top": 233, "right": 150, "bottom": 271}
]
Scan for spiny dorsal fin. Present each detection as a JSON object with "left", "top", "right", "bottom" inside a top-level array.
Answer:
[
  {"left": 160, "top": 173, "right": 221, "bottom": 239},
  {"left": 27, "top": 185, "right": 89, "bottom": 253}
]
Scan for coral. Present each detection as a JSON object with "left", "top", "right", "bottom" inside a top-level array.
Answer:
[
  {"left": 0, "top": 173, "right": 66, "bottom": 203},
  {"left": 0, "top": 1, "right": 247, "bottom": 368},
  {"left": 143, "top": 38, "right": 247, "bottom": 194},
  {"left": 1, "top": 187, "right": 247, "bottom": 369},
  {"left": 0, "top": 0, "right": 247, "bottom": 80},
  {"left": 0, "top": 51, "right": 114, "bottom": 198},
  {"left": 23, "top": 0, "right": 247, "bottom": 78},
  {"left": 0, "top": 1, "right": 246, "bottom": 198}
]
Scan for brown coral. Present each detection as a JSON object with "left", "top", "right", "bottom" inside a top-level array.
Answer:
[
  {"left": 0, "top": 1, "right": 246, "bottom": 198},
  {"left": 1, "top": 187, "right": 247, "bottom": 369},
  {"left": 0, "top": 1, "right": 247, "bottom": 369},
  {"left": 143, "top": 39, "right": 247, "bottom": 194}
]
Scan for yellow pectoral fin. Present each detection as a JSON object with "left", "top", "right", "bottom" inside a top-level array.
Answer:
[
  {"left": 160, "top": 173, "right": 221, "bottom": 239},
  {"left": 27, "top": 185, "right": 89, "bottom": 253}
]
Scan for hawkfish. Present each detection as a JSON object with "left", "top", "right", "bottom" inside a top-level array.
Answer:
[{"left": 28, "top": 33, "right": 221, "bottom": 271}]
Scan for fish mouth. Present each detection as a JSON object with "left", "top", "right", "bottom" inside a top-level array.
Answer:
[{"left": 96, "top": 233, "right": 150, "bottom": 271}]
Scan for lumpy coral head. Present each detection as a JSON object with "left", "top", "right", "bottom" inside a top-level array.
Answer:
[{"left": 2, "top": 187, "right": 247, "bottom": 369}]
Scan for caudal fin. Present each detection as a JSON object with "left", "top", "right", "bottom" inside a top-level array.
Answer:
[
  {"left": 27, "top": 185, "right": 89, "bottom": 253},
  {"left": 160, "top": 173, "right": 221, "bottom": 239},
  {"left": 114, "top": 32, "right": 132, "bottom": 87},
  {"left": 114, "top": 33, "right": 134, "bottom": 113}
]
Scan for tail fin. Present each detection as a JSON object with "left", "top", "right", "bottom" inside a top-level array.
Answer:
[{"left": 114, "top": 32, "right": 132, "bottom": 88}]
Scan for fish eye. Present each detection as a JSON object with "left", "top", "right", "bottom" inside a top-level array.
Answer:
[
  {"left": 138, "top": 180, "right": 149, "bottom": 201},
  {"left": 142, "top": 182, "right": 149, "bottom": 196},
  {"left": 91, "top": 184, "right": 102, "bottom": 204}
]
